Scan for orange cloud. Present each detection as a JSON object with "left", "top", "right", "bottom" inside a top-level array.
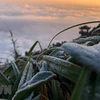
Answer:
[{"left": 1, "top": 0, "right": 100, "bottom": 6}]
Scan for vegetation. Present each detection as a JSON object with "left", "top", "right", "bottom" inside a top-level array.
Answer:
[{"left": 0, "top": 21, "right": 100, "bottom": 100}]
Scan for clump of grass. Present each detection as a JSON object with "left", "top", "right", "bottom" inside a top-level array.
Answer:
[{"left": 0, "top": 21, "right": 100, "bottom": 100}]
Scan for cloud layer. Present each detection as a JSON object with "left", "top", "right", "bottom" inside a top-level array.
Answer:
[{"left": 0, "top": 4, "right": 99, "bottom": 62}]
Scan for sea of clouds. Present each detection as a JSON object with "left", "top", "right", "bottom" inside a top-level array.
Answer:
[{"left": 0, "top": 4, "right": 99, "bottom": 62}]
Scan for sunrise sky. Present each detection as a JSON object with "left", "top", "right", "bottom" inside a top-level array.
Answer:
[{"left": 1, "top": 0, "right": 100, "bottom": 6}]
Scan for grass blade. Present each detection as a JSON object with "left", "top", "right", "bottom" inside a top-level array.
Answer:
[
  {"left": 49, "top": 63, "right": 78, "bottom": 83},
  {"left": 9, "top": 54, "right": 33, "bottom": 99},
  {"left": 11, "top": 61, "right": 20, "bottom": 78},
  {"left": 43, "top": 55, "right": 82, "bottom": 75},
  {"left": 12, "top": 71, "right": 56, "bottom": 100},
  {"left": 51, "top": 80, "right": 64, "bottom": 100},
  {"left": 0, "top": 71, "right": 11, "bottom": 85},
  {"left": 71, "top": 67, "right": 89, "bottom": 100},
  {"left": 27, "top": 41, "right": 40, "bottom": 56}
]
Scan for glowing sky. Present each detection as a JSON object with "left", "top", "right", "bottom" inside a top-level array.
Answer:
[
  {"left": 1, "top": 0, "right": 100, "bottom": 6},
  {"left": 0, "top": 1, "right": 99, "bottom": 62}
]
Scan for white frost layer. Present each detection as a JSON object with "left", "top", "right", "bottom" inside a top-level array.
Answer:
[
  {"left": 61, "top": 42, "right": 100, "bottom": 73},
  {"left": 73, "top": 36, "right": 100, "bottom": 43}
]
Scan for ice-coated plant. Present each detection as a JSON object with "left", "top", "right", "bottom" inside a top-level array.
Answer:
[{"left": 0, "top": 21, "right": 100, "bottom": 100}]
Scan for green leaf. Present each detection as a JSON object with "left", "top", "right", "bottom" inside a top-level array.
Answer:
[
  {"left": 49, "top": 63, "right": 78, "bottom": 83},
  {"left": 76, "top": 71, "right": 100, "bottom": 100},
  {"left": 0, "top": 71, "right": 11, "bottom": 85},
  {"left": 43, "top": 55, "right": 82, "bottom": 75},
  {"left": 25, "top": 92, "right": 34, "bottom": 100},
  {"left": 27, "top": 41, "right": 39, "bottom": 56},
  {"left": 32, "top": 94, "right": 40, "bottom": 100},
  {"left": 3, "top": 66, "right": 13, "bottom": 76},
  {"left": 3, "top": 60, "right": 20, "bottom": 76},
  {"left": 71, "top": 67, "right": 89, "bottom": 100},
  {"left": 9, "top": 54, "right": 33, "bottom": 99},
  {"left": 12, "top": 71, "right": 56, "bottom": 100},
  {"left": 11, "top": 61, "right": 20, "bottom": 78},
  {"left": 91, "top": 74, "right": 100, "bottom": 100},
  {"left": 51, "top": 80, "right": 64, "bottom": 100}
]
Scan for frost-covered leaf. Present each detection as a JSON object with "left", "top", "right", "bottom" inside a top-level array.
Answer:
[
  {"left": 25, "top": 62, "right": 34, "bottom": 82},
  {"left": 61, "top": 43, "right": 100, "bottom": 73},
  {"left": 25, "top": 63, "right": 35, "bottom": 100},
  {"left": 12, "top": 71, "right": 56, "bottom": 100},
  {"left": 73, "top": 36, "right": 100, "bottom": 44},
  {"left": 11, "top": 61, "right": 20, "bottom": 78},
  {"left": 3, "top": 66, "right": 13, "bottom": 76},
  {"left": 54, "top": 51, "right": 64, "bottom": 57},
  {"left": 0, "top": 71, "right": 11, "bottom": 85},
  {"left": 40, "top": 61, "right": 49, "bottom": 71},
  {"left": 91, "top": 27, "right": 100, "bottom": 36},
  {"left": 9, "top": 57, "right": 33, "bottom": 99},
  {"left": 48, "top": 63, "right": 78, "bottom": 83},
  {"left": 49, "top": 47, "right": 63, "bottom": 56},
  {"left": 43, "top": 55, "right": 82, "bottom": 75},
  {"left": 18, "top": 62, "right": 30, "bottom": 89}
]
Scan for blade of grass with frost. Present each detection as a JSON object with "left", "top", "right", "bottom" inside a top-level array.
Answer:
[
  {"left": 3, "top": 66, "right": 12, "bottom": 76},
  {"left": 0, "top": 71, "right": 11, "bottom": 85},
  {"left": 43, "top": 55, "right": 82, "bottom": 75},
  {"left": 49, "top": 63, "right": 78, "bottom": 83},
  {"left": 61, "top": 43, "right": 100, "bottom": 73},
  {"left": 25, "top": 63, "right": 34, "bottom": 100},
  {"left": 9, "top": 54, "right": 33, "bottom": 99},
  {"left": 71, "top": 67, "right": 89, "bottom": 100},
  {"left": 40, "top": 61, "right": 49, "bottom": 100},
  {"left": 18, "top": 62, "right": 30, "bottom": 89},
  {"left": 12, "top": 71, "right": 56, "bottom": 100},
  {"left": 25, "top": 62, "right": 34, "bottom": 82},
  {"left": 11, "top": 61, "right": 20, "bottom": 78},
  {"left": 73, "top": 36, "right": 100, "bottom": 44},
  {"left": 3, "top": 60, "right": 20, "bottom": 76}
]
